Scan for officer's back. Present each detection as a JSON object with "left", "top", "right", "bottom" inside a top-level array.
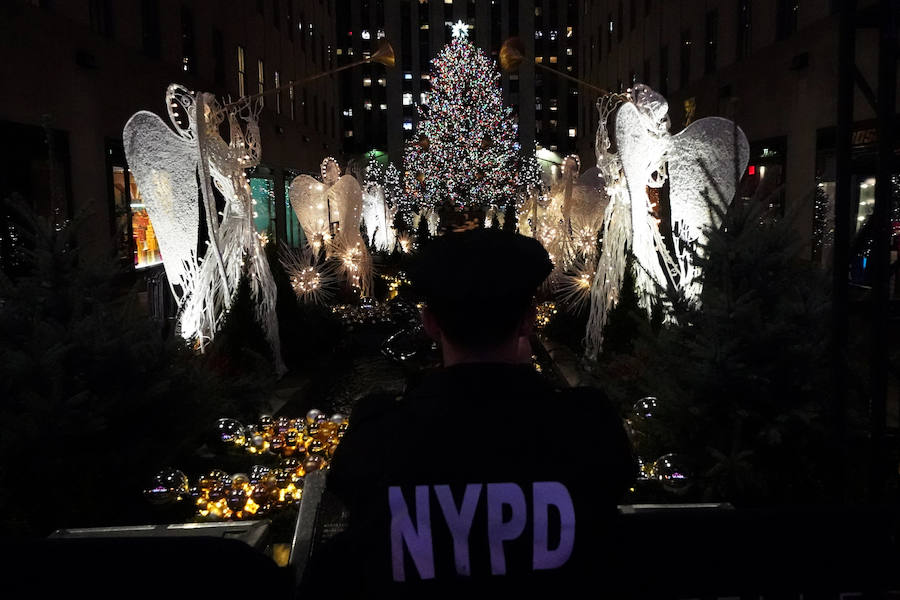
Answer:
[{"left": 307, "top": 229, "right": 635, "bottom": 597}]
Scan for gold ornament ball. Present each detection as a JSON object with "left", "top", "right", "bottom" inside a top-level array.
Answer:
[{"left": 216, "top": 418, "right": 247, "bottom": 447}]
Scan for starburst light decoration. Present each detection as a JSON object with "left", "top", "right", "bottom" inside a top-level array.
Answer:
[
  {"left": 124, "top": 84, "right": 285, "bottom": 374},
  {"left": 277, "top": 242, "right": 336, "bottom": 305}
]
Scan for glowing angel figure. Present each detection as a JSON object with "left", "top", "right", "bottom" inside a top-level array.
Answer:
[
  {"left": 362, "top": 180, "right": 396, "bottom": 252},
  {"left": 555, "top": 155, "right": 609, "bottom": 269},
  {"left": 585, "top": 84, "right": 748, "bottom": 358},
  {"left": 289, "top": 158, "right": 372, "bottom": 295},
  {"left": 124, "top": 84, "right": 285, "bottom": 375},
  {"left": 196, "top": 95, "right": 286, "bottom": 375},
  {"left": 288, "top": 158, "right": 341, "bottom": 254}
]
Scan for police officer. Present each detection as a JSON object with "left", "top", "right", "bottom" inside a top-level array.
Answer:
[{"left": 308, "top": 228, "right": 636, "bottom": 597}]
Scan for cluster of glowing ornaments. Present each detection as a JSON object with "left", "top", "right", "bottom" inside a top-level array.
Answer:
[
  {"left": 626, "top": 396, "right": 691, "bottom": 493},
  {"left": 144, "top": 410, "right": 348, "bottom": 520}
]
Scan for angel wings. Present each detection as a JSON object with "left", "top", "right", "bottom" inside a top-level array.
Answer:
[
  {"left": 585, "top": 84, "right": 749, "bottom": 357},
  {"left": 124, "top": 84, "right": 285, "bottom": 374}
]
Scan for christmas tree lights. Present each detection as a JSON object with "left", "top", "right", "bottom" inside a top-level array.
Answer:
[{"left": 403, "top": 28, "right": 522, "bottom": 211}]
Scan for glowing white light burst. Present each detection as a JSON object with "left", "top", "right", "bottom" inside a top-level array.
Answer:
[{"left": 278, "top": 242, "right": 336, "bottom": 305}]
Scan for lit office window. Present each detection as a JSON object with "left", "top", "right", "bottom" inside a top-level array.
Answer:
[
  {"left": 379, "top": 103, "right": 387, "bottom": 110},
  {"left": 274, "top": 71, "right": 281, "bottom": 114},
  {"left": 362, "top": 29, "right": 370, "bottom": 39},
  {"left": 403, "top": 120, "right": 413, "bottom": 131},
  {"left": 257, "top": 59, "right": 265, "bottom": 106},
  {"left": 403, "top": 93, "right": 413, "bottom": 105},
  {"left": 363, "top": 78, "right": 372, "bottom": 87},
  {"left": 568, "top": 128, "right": 577, "bottom": 137},
  {"left": 377, "top": 78, "right": 386, "bottom": 86},
  {"left": 549, "top": 56, "right": 558, "bottom": 63},
  {"left": 237, "top": 46, "right": 246, "bottom": 96},
  {"left": 345, "top": 130, "right": 354, "bottom": 137},
  {"left": 289, "top": 85, "right": 295, "bottom": 119},
  {"left": 364, "top": 100, "right": 373, "bottom": 110},
  {"left": 404, "top": 72, "right": 413, "bottom": 80}
]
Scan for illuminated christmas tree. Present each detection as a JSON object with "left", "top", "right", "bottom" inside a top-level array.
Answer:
[{"left": 404, "top": 23, "right": 522, "bottom": 211}]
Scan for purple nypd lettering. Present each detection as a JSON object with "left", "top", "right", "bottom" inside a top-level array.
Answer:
[{"left": 388, "top": 481, "right": 576, "bottom": 582}]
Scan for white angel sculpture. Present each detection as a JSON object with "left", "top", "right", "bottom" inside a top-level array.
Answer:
[
  {"left": 124, "top": 84, "right": 286, "bottom": 374},
  {"left": 288, "top": 158, "right": 372, "bottom": 296},
  {"left": 585, "top": 84, "right": 749, "bottom": 357},
  {"left": 362, "top": 180, "right": 396, "bottom": 252}
]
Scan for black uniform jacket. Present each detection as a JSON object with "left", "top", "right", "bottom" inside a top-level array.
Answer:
[{"left": 306, "top": 362, "right": 636, "bottom": 598}]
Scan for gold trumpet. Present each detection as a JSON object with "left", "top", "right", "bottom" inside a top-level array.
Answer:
[
  {"left": 225, "top": 41, "right": 395, "bottom": 108},
  {"left": 500, "top": 37, "right": 608, "bottom": 95}
]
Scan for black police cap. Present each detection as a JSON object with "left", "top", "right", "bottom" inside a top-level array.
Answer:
[{"left": 409, "top": 228, "right": 553, "bottom": 310}]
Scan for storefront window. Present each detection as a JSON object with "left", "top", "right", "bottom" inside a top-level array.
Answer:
[
  {"left": 855, "top": 177, "right": 876, "bottom": 234},
  {"left": 111, "top": 165, "right": 162, "bottom": 269},
  {"left": 250, "top": 177, "right": 276, "bottom": 244}
]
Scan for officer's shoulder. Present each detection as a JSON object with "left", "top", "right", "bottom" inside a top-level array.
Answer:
[
  {"left": 347, "top": 391, "right": 407, "bottom": 430},
  {"left": 554, "top": 385, "right": 619, "bottom": 414}
]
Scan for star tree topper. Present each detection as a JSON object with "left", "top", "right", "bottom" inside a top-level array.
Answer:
[{"left": 451, "top": 20, "right": 469, "bottom": 39}]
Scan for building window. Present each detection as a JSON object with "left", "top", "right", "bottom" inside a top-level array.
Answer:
[
  {"left": 659, "top": 44, "right": 669, "bottom": 96},
  {"left": 290, "top": 84, "right": 295, "bottom": 119},
  {"left": 402, "top": 92, "right": 413, "bottom": 105},
  {"left": 89, "top": 0, "right": 114, "bottom": 39},
  {"left": 776, "top": 0, "right": 799, "bottom": 41},
  {"left": 549, "top": 56, "right": 558, "bottom": 64},
  {"left": 377, "top": 77, "right": 386, "bottom": 86},
  {"left": 111, "top": 163, "right": 162, "bottom": 269},
  {"left": 363, "top": 77, "right": 372, "bottom": 87},
  {"left": 274, "top": 71, "right": 281, "bottom": 114},
  {"left": 617, "top": 1, "right": 624, "bottom": 42},
  {"left": 181, "top": 5, "right": 195, "bottom": 74},
  {"left": 345, "top": 130, "right": 354, "bottom": 138},
  {"left": 680, "top": 29, "right": 691, "bottom": 87},
  {"left": 568, "top": 128, "right": 577, "bottom": 137},
  {"left": 705, "top": 10, "right": 718, "bottom": 74},
  {"left": 286, "top": 0, "right": 293, "bottom": 40},
  {"left": 737, "top": 0, "right": 752, "bottom": 60},
  {"left": 607, "top": 13, "right": 613, "bottom": 53},
  {"left": 141, "top": 0, "right": 160, "bottom": 57},
  {"left": 379, "top": 103, "right": 387, "bottom": 110},
  {"left": 212, "top": 28, "right": 225, "bottom": 85},
  {"left": 364, "top": 100, "right": 373, "bottom": 110},
  {"left": 258, "top": 59, "right": 265, "bottom": 106},
  {"left": 237, "top": 45, "right": 246, "bottom": 96},
  {"left": 300, "top": 11, "right": 306, "bottom": 50},
  {"left": 303, "top": 89, "right": 309, "bottom": 124}
]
